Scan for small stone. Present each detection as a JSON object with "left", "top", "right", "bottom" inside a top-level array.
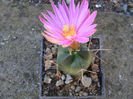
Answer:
[
  {"left": 45, "top": 60, "right": 52, "bottom": 70},
  {"left": 3, "top": 37, "right": 8, "bottom": 41},
  {"left": 32, "top": 27, "right": 35, "bottom": 31},
  {"left": 98, "top": 82, "right": 101, "bottom": 87},
  {"left": 65, "top": 74, "right": 73, "bottom": 84},
  {"left": 75, "top": 86, "right": 81, "bottom": 92},
  {"left": 119, "top": 74, "right": 122, "bottom": 80},
  {"left": 61, "top": 75, "right": 65, "bottom": 81},
  {"left": 79, "top": 91, "right": 83, "bottom": 96},
  {"left": 112, "top": 0, "right": 118, "bottom": 4},
  {"left": 11, "top": 36, "right": 17, "bottom": 41},
  {"left": 75, "top": 93, "right": 79, "bottom": 96},
  {"left": 83, "top": 92, "right": 88, "bottom": 96},
  {"left": 56, "top": 80, "right": 64, "bottom": 86},
  {"left": 92, "top": 64, "right": 98, "bottom": 72},
  {"left": 47, "top": 53, "right": 53, "bottom": 59},
  {"left": 95, "top": 4, "right": 102, "bottom": 8},
  {"left": 88, "top": 86, "right": 96, "bottom": 91},
  {"left": 0, "top": 42, "right": 5, "bottom": 45},
  {"left": 123, "top": 4, "right": 127, "bottom": 13},
  {"left": 66, "top": 0, "right": 71, "bottom": 5},
  {"left": 90, "top": 73, "right": 98, "bottom": 82},
  {"left": 129, "top": 8, "right": 133, "bottom": 13},
  {"left": 46, "top": 48, "right": 51, "bottom": 55},
  {"left": 54, "top": 45, "right": 57, "bottom": 48},
  {"left": 44, "top": 75, "right": 52, "bottom": 84},
  {"left": 56, "top": 86, "right": 60, "bottom": 90},
  {"left": 108, "top": 90, "right": 112, "bottom": 95},
  {"left": 52, "top": 47, "right": 57, "bottom": 54},
  {"left": 50, "top": 73, "right": 55, "bottom": 78},
  {"left": 128, "top": 3, "right": 133, "bottom": 8},
  {"left": 73, "top": 82, "right": 77, "bottom": 85},
  {"left": 81, "top": 76, "right": 92, "bottom": 87},
  {"left": 44, "top": 91, "right": 48, "bottom": 95},
  {"left": 71, "top": 85, "right": 75, "bottom": 90},
  {"left": 69, "top": 92, "right": 72, "bottom": 96}
]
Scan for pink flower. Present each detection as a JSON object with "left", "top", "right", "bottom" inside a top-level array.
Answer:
[{"left": 39, "top": 0, "right": 97, "bottom": 48}]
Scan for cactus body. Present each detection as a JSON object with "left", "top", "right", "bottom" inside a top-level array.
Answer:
[{"left": 57, "top": 45, "right": 95, "bottom": 77}]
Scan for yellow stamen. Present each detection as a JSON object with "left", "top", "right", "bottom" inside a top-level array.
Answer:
[{"left": 63, "top": 24, "right": 75, "bottom": 36}]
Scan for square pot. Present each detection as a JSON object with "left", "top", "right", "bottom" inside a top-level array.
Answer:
[{"left": 40, "top": 37, "right": 105, "bottom": 99}]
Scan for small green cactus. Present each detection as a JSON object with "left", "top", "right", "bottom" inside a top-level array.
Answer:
[{"left": 57, "top": 45, "right": 95, "bottom": 77}]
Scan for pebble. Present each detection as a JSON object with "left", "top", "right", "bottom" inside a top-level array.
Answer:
[
  {"left": 129, "top": 8, "right": 133, "bottom": 13},
  {"left": 51, "top": 47, "right": 57, "bottom": 54},
  {"left": 45, "top": 60, "right": 52, "bottom": 70},
  {"left": 70, "top": 85, "right": 75, "bottom": 90},
  {"left": 119, "top": 74, "right": 122, "bottom": 80},
  {"left": 61, "top": 75, "right": 65, "bottom": 81},
  {"left": 112, "top": 0, "right": 117, "bottom": 4},
  {"left": 32, "top": 27, "right": 35, "bottom": 31},
  {"left": 75, "top": 93, "right": 79, "bottom": 96},
  {"left": 79, "top": 91, "right": 83, "bottom": 96},
  {"left": 47, "top": 53, "right": 53, "bottom": 59},
  {"left": 65, "top": 74, "right": 73, "bottom": 84},
  {"left": 44, "top": 91, "right": 48, "bottom": 95},
  {"left": 92, "top": 64, "right": 98, "bottom": 72},
  {"left": 56, "top": 86, "right": 60, "bottom": 90},
  {"left": 108, "top": 90, "right": 112, "bottom": 95},
  {"left": 54, "top": 45, "right": 57, "bottom": 48},
  {"left": 66, "top": 0, "right": 71, "bottom": 5},
  {"left": 56, "top": 80, "right": 64, "bottom": 86},
  {"left": 95, "top": 4, "right": 102, "bottom": 8},
  {"left": 74, "top": 82, "right": 78, "bottom": 85},
  {"left": 123, "top": 4, "right": 127, "bottom": 13},
  {"left": 90, "top": 73, "right": 98, "bottom": 82},
  {"left": 81, "top": 76, "right": 92, "bottom": 87},
  {"left": 69, "top": 92, "right": 72, "bottom": 96},
  {"left": 44, "top": 75, "right": 52, "bottom": 84},
  {"left": 46, "top": 48, "right": 51, "bottom": 55},
  {"left": 0, "top": 42, "right": 5, "bottom": 45},
  {"left": 128, "top": 3, "right": 133, "bottom": 8},
  {"left": 75, "top": 86, "right": 81, "bottom": 92},
  {"left": 83, "top": 92, "right": 88, "bottom": 96},
  {"left": 3, "top": 37, "right": 8, "bottom": 41},
  {"left": 98, "top": 82, "right": 101, "bottom": 87}
]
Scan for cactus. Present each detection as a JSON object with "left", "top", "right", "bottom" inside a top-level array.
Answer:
[
  {"left": 39, "top": 0, "right": 97, "bottom": 77},
  {"left": 57, "top": 45, "right": 95, "bottom": 77}
]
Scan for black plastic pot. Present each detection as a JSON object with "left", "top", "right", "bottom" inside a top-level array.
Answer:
[{"left": 40, "top": 37, "right": 105, "bottom": 99}]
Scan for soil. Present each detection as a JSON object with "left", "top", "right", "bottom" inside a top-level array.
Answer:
[
  {"left": 4, "top": 0, "right": 133, "bottom": 15},
  {"left": 41, "top": 38, "right": 104, "bottom": 97}
]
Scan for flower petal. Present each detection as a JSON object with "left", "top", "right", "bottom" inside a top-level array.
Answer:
[
  {"left": 78, "top": 29, "right": 96, "bottom": 37},
  {"left": 60, "top": 40, "right": 72, "bottom": 47},
  {"left": 83, "top": 11, "right": 97, "bottom": 26},
  {"left": 43, "top": 25, "right": 64, "bottom": 39},
  {"left": 78, "top": 24, "right": 97, "bottom": 35},
  {"left": 69, "top": 0, "right": 75, "bottom": 24},
  {"left": 75, "top": 37, "right": 89, "bottom": 43},
  {"left": 50, "top": 0, "right": 65, "bottom": 25},
  {"left": 46, "top": 10, "right": 62, "bottom": 29},
  {"left": 58, "top": 3, "right": 69, "bottom": 24},
  {"left": 42, "top": 32, "right": 60, "bottom": 45},
  {"left": 44, "top": 30, "right": 64, "bottom": 40},
  {"left": 76, "top": 0, "right": 89, "bottom": 29},
  {"left": 62, "top": 0, "right": 69, "bottom": 18},
  {"left": 41, "top": 12, "right": 62, "bottom": 30},
  {"left": 39, "top": 16, "right": 49, "bottom": 25}
]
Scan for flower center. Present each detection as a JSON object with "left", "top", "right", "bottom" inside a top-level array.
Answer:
[{"left": 62, "top": 24, "right": 75, "bottom": 36}]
